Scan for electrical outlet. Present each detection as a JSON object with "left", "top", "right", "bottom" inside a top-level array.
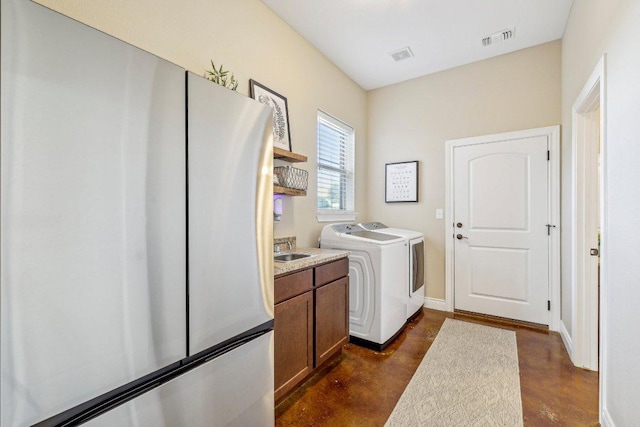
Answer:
[{"left": 436, "top": 208, "right": 444, "bottom": 219}]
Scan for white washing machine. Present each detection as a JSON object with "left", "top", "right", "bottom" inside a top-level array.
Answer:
[
  {"left": 320, "top": 224, "right": 407, "bottom": 350},
  {"left": 359, "top": 222, "right": 425, "bottom": 319}
]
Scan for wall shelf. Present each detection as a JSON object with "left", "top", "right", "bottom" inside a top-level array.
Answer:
[
  {"left": 274, "top": 185, "right": 307, "bottom": 197},
  {"left": 274, "top": 147, "right": 307, "bottom": 163},
  {"left": 273, "top": 147, "right": 307, "bottom": 197}
]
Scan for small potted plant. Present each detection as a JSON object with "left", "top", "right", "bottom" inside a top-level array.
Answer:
[{"left": 205, "top": 61, "right": 238, "bottom": 91}]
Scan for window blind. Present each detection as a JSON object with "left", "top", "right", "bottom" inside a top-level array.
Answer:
[{"left": 317, "top": 111, "right": 355, "bottom": 212}]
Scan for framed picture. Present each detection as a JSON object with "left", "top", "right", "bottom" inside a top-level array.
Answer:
[
  {"left": 249, "top": 79, "right": 292, "bottom": 152},
  {"left": 385, "top": 161, "right": 419, "bottom": 203}
]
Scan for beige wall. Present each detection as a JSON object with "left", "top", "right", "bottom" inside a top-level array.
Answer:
[
  {"left": 34, "top": 0, "right": 368, "bottom": 248},
  {"left": 563, "top": 0, "right": 640, "bottom": 424},
  {"left": 559, "top": 0, "right": 624, "bottom": 338},
  {"left": 367, "top": 41, "right": 561, "bottom": 300}
]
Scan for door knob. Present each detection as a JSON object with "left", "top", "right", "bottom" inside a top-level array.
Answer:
[
  {"left": 456, "top": 223, "right": 463, "bottom": 228},
  {"left": 456, "top": 234, "right": 468, "bottom": 240}
]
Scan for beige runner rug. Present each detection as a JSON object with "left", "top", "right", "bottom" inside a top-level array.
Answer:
[{"left": 385, "top": 318, "right": 523, "bottom": 426}]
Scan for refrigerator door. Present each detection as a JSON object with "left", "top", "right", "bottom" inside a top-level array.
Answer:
[
  {"left": 84, "top": 331, "right": 274, "bottom": 427},
  {"left": 187, "top": 73, "right": 274, "bottom": 356},
  {"left": 1, "top": 1, "right": 187, "bottom": 425}
]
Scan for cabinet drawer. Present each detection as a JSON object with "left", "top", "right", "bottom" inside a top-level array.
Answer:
[
  {"left": 315, "top": 257, "right": 348, "bottom": 288},
  {"left": 275, "top": 269, "right": 313, "bottom": 304}
]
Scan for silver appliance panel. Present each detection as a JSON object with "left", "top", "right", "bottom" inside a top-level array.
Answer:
[
  {"left": 358, "top": 222, "right": 388, "bottom": 230},
  {"left": 331, "top": 223, "right": 365, "bottom": 234},
  {"left": 187, "top": 72, "right": 274, "bottom": 356},
  {"left": 84, "top": 332, "right": 274, "bottom": 427},
  {"left": 329, "top": 224, "right": 402, "bottom": 242},
  {"left": 1, "top": 1, "right": 187, "bottom": 425},
  {"left": 348, "top": 230, "right": 403, "bottom": 242}
]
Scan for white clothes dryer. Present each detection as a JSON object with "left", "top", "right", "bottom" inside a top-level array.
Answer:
[
  {"left": 320, "top": 224, "right": 407, "bottom": 350},
  {"left": 359, "top": 222, "right": 425, "bottom": 319}
]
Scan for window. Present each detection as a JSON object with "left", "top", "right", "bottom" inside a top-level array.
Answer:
[{"left": 317, "top": 110, "right": 356, "bottom": 221}]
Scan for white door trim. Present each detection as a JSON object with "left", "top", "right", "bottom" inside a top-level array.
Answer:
[
  {"left": 571, "top": 55, "right": 605, "bottom": 372},
  {"left": 571, "top": 56, "right": 607, "bottom": 427},
  {"left": 445, "top": 126, "right": 561, "bottom": 331}
]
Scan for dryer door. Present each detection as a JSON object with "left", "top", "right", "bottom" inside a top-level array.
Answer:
[
  {"left": 410, "top": 238, "right": 425, "bottom": 295},
  {"left": 408, "top": 238, "right": 425, "bottom": 318}
]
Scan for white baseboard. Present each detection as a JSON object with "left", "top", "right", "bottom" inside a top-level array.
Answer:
[
  {"left": 559, "top": 320, "right": 573, "bottom": 363},
  {"left": 601, "top": 408, "right": 615, "bottom": 427},
  {"left": 424, "top": 297, "right": 447, "bottom": 312}
]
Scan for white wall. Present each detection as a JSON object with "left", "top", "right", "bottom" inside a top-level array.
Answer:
[
  {"left": 562, "top": 0, "right": 640, "bottom": 424},
  {"left": 34, "top": 0, "right": 368, "bottom": 249},
  {"left": 367, "top": 41, "right": 561, "bottom": 300}
]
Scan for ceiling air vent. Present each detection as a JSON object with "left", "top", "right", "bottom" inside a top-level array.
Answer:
[
  {"left": 482, "top": 27, "right": 515, "bottom": 46},
  {"left": 389, "top": 47, "right": 414, "bottom": 62}
]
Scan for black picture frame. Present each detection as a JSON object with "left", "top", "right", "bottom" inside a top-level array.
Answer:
[
  {"left": 249, "top": 79, "right": 292, "bottom": 152},
  {"left": 385, "top": 161, "right": 419, "bottom": 203}
]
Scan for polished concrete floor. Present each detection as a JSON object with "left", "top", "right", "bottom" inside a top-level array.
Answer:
[{"left": 275, "top": 308, "right": 599, "bottom": 426}]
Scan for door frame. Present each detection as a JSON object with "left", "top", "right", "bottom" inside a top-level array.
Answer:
[
  {"left": 570, "top": 55, "right": 606, "bottom": 374},
  {"left": 444, "top": 126, "right": 561, "bottom": 331}
]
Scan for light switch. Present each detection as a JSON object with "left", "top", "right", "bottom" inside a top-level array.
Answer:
[{"left": 435, "top": 208, "right": 443, "bottom": 219}]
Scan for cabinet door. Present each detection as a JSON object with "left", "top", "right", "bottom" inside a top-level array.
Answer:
[
  {"left": 274, "top": 291, "right": 313, "bottom": 401},
  {"left": 315, "top": 277, "right": 349, "bottom": 367}
]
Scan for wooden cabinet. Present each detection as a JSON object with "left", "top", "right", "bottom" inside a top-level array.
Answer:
[
  {"left": 274, "top": 269, "right": 313, "bottom": 401},
  {"left": 315, "top": 257, "right": 349, "bottom": 288},
  {"left": 274, "top": 257, "right": 349, "bottom": 402},
  {"left": 315, "top": 276, "right": 349, "bottom": 366},
  {"left": 274, "top": 291, "right": 313, "bottom": 402},
  {"left": 314, "top": 257, "right": 349, "bottom": 367},
  {"left": 274, "top": 269, "right": 313, "bottom": 304}
]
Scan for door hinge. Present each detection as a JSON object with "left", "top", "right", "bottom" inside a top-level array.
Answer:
[
  {"left": 547, "top": 300, "right": 551, "bottom": 311},
  {"left": 546, "top": 224, "right": 556, "bottom": 235},
  {"left": 547, "top": 150, "right": 550, "bottom": 161}
]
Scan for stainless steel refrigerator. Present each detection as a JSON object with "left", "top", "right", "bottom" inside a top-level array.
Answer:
[{"left": 0, "top": 0, "right": 274, "bottom": 425}]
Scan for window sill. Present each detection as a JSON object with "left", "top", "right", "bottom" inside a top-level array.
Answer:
[{"left": 316, "top": 211, "right": 358, "bottom": 223}]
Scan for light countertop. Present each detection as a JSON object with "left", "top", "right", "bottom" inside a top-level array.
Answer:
[{"left": 274, "top": 247, "right": 349, "bottom": 276}]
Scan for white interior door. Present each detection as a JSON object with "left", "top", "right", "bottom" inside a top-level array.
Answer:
[{"left": 453, "top": 136, "right": 550, "bottom": 325}]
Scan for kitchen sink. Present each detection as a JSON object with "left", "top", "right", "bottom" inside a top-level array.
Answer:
[{"left": 274, "top": 253, "right": 314, "bottom": 262}]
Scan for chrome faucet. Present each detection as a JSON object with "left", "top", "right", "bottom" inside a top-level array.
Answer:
[{"left": 274, "top": 241, "right": 293, "bottom": 254}]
